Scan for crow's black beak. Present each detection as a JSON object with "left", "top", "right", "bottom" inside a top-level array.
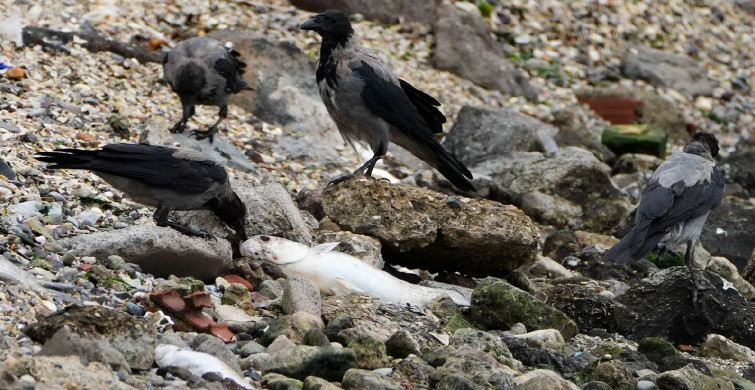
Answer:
[{"left": 299, "top": 18, "right": 320, "bottom": 31}]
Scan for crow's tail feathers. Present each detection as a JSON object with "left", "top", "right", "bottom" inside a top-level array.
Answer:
[
  {"left": 433, "top": 146, "right": 475, "bottom": 192},
  {"left": 604, "top": 228, "right": 665, "bottom": 264},
  {"left": 35, "top": 149, "right": 98, "bottom": 170}
]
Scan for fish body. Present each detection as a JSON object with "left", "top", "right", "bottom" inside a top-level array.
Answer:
[
  {"left": 241, "top": 235, "right": 470, "bottom": 307},
  {"left": 154, "top": 344, "right": 253, "bottom": 389}
]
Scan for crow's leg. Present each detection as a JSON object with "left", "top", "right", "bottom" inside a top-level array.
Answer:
[
  {"left": 171, "top": 102, "right": 195, "bottom": 134},
  {"left": 153, "top": 205, "right": 214, "bottom": 240},
  {"left": 191, "top": 105, "right": 227, "bottom": 142},
  {"left": 685, "top": 239, "right": 708, "bottom": 304},
  {"left": 329, "top": 142, "right": 387, "bottom": 186}
]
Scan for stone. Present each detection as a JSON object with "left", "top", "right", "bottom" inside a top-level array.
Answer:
[
  {"left": 701, "top": 197, "right": 755, "bottom": 271},
  {"left": 180, "top": 181, "right": 314, "bottom": 245},
  {"left": 612, "top": 154, "right": 664, "bottom": 175},
  {"left": 699, "top": 334, "right": 755, "bottom": 361},
  {"left": 433, "top": 2, "right": 536, "bottom": 99},
  {"left": 314, "top": 231, "right": 383, "bottom": 269},
  {"left": 324, "top": 314, "right": 354, "bottom": 342},
  {"left": 262, "top": 373, "right": 304, "bottom": 390},
  {"left": 637, "top": 380, "right": 658, "bottom": 390},
  {"left": 222, "top": 283, "right": 251, "bottom": 305},
  {"left": 260, "top": 312, "right": 325, "bottom": 347},
  {"left": 59, "top": 226, "right": 232, "bottom": 281},
  {"left": 25, "top": 356, "right": 135, "bottom": 390},
  {"left": 0, "top": 159, "right": 16, "bottom": 179},
  {"left": 444, "top": 106, "right": 558, "bottom": 166},
  {"left": 587, "top": 360, "right": 636, "bottom": 390},
  {"left": 38, "top": 326, "right": 131, "bottom": 372},
  {"left": 514, "top": 329, "right": 567, "bottom": 353},
  {"left": 471, "top": 279, "right": 579, "bottom": 339},
  {"left": 637, "top": 337, "right": 679, "bottom": 364},
  {"left": 656, "top": 364, "right": 735, "bottom": 390},
  {"left": 435, "top": 374, "right": 484, "bottom": 390},
  {"left": 190, "top": 333, "right": 242, "bottom": 374},
  {"left": 529, "top": 256, "right": 576, "bottom": 279},
  {"left": 321, "top": 178, "right": 539, "bottom": 277},
  {"left": 207, "top": 30, "right": 342, "bottom": 165},
  {"left": 341, "top": 368, "right": 402, "bottom": 390},
  {"left": 302, "top": 376, "right": 340, "bottom": 390},
  {"left": 472, "top": 147, "right": 631, "bottom": 233},
  {"left": 385, "top": 330, "right": 421, "bottom": 359},
  {"left": 0, "top": 256, "right": 44, "bottom": 292},
  {"left": 429, "top": 346, "right": 517, "bottom": 389},
  {"left": 658, "top": 356, "right": 712, "bottom": 376},
  {"left": 391, "top": 354, "right": 435, "bottom": 386},
  {"left": 513, "top": 369, "right": 580, "bottom": 390},
  {"left": 723, "top": 150, "right": 755, "bottom": 197},
  {"left": 265, "top": 345, "right": 357, "bottom": 381},
  {"left": 290, "top": 0, "right": 438, "bottom": 24},
  {"left": 581, "top": 382, "right": 613, "bottom": 390},
  {"left": 282, "top": 275, "right": 323, "bottom": 317},
  {"left": 706, "top": 257, "right": 755, "bottom": 300},
  {"left": 602, "top": 124, "right": 667, "bottom": 158},
  {"left": 347, "top": 334, "right": 391, "bottom": 369},
  {"left": 24, "top": 305, "right": 155, "bottom": 371},
  {"left": 449, "top": 328, "right": 513, "bottom": 365},
  {"left": 501, "top": 333, "right": 595, "bottom": 375},
  {"left": 621, "top": 46, "right": 716, "bottom": 97},
  {"left": 239, "top": 341, "right": 266, "bottom": 358}
]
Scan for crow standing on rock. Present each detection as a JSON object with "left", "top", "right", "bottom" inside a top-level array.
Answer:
[
  {"left": 35, "top": 143, "right": 248, "bottom": 241},
  {"left": 163, "top": 37, "right": 251, "bottom": 142},
  {"left": 300, "top": 10, "right": 475, "bottom": 191},
  {"left": 604, "top": 132, "right": 724, "bottom": 298}
]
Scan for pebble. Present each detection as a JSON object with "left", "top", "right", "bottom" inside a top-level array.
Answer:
[{"left": 636, "top": 380, "right": 658, "bottom": 390}]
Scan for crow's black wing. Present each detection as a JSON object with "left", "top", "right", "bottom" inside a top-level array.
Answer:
[{"left": 398, "top": 78, "right": 445, "bottom": 134}]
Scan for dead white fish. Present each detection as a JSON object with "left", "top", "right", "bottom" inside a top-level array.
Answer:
[
  {"left": 154, "top": 344, "right": 253, "bottom": 389},
  {"left": 240, "top": 235, "right": 471, "bottom": 307}
]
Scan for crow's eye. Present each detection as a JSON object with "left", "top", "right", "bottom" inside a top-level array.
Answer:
[{"left": 260, "top": 236, "right": 270, "bottom": 242}]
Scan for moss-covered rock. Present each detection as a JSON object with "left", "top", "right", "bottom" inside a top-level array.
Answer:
[
  {"left": 470, "top": 278, "right": 579, "bottom": 339},
  {"left": 638, "top": 337, "right": 679, "bottom": 364},
  {"left": 657, "top": 364, "right": 735, "bottom": 390},
  {"left": 586, "top": 360, "right": 636, "bottom": 390},
  {"left": 262, "top": 373, "right": 303, "bottom": 390},
  {"left": 347, "top": 334, "right": 391, "bottom": 369},
  {"left": 265, "top": 345, "right": 357, "bottom": 381},
  {"left": 602, "top": 124, "right": 667, "bottom": 158}
]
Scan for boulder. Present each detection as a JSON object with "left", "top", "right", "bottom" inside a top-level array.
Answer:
[
  {"left": 282, "top": 275, "right": 323, "bottom": 318},
  {"left": 621, "top": 46, "right": 716, "bottom": 97},
  {"left": 341, "top": 368, "right": 402, "bottom": 390},
  {"left": 657, "top": 364, "right": 735, "bottom": 390},
  {"left": 700, "top": 196, "right": 755, "bottom": 271},
  {"left": 23, "top": 356, "right": 136, "bottom": 390},
  {"left": 500, "top": 333, "right": 596, "bottom": 375},
  {"left": 513, "top": 329, "right": 567, "bottom": 353},
  {"left": 513, "top": 369, "right": 580, "bottom": 390},
  {"left": 699, "top": 334, "right": 755, "bottom": 361},
  {"left": 321, "top": 178, "right": 539, "bottom": 277},
  {"left": 472, "top": 147, "right": 631, "bottom": 233},
  {"left": 444, "top": 106, "right": 558, "bottom": 166},
  {"left": 706, "top": 256, "right": 755, "bottom": 300},
  {"left": 428, "top": 346, "right": 518, "bottom": 389},
  {"left": 542, "top": 283, "right": 625, "bottom": 334},
  {"left": 289, "top": 0, "right": 439, "bottom": 25},
  {"left": 59, "top": 226, "right": 232, "bottom": 281},
  {"left": 264, "top": 344, "right": 357, "bottom": 381},
  {"left": 449, "top": 328, "right": 513, "bottom": 365},
  {"left": 724, "top": 150, "right": 755, "bottom": 197},
  {"left": 432, "top": 2, "right": 536, "bottom": 99},
  {"left": 314, "top": 231, "right": 383, "bottom": 269}
]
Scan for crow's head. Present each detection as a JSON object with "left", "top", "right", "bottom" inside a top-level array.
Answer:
[
  {"left": 300, "top": 9, "right": 354, "bottom": 40},
  {"left": 210, "top": 192, "right": 248, "bottom": 242},
  {"left": 690, "top": 131, "right": 720, "bottom": 158}
]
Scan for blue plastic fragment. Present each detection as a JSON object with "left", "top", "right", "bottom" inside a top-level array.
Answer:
[{"left": 0, "top": 63, "right": 12, "bottom": 70}]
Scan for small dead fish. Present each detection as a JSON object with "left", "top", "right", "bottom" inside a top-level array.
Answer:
[
  {"left": 154, "top": 344, "right": 252, "bottom": 389},
  {"left": 240, "top": 235, "right": 470, "bottom": 308}
]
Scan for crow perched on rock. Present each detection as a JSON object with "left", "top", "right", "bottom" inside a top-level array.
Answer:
[
  {"left": 163, "top": 36, "right": 251, "bottom": 142},
  {"left": 605, "top": 132, "right": 724, "bottom": 295},
  {"left": 36, "top": 143, "right": 247, "bottom": 241},
  {"left": 300, "top": 10, "right": 474, "bottom": 191}
]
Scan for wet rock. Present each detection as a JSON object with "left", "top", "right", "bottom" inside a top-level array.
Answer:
[
  {"left": 302, "top": 376, "right": 340, "bottom": 390},
  {"left": 543, "top": 283, "right": 624, "bottom": 334},
  {"left": 321, "top": 178, "right": 539, "bottom": 277},
  {"left": 701, "top": 197, "right": 755, "bottom": 271},
  {"left": 265, "top": 345, "right": 357, "bottom": 381},
  {"left": 181, "top": 181, "right": 314, "bottom": 245},
  {"left": 24, "top": 305, "right": 156, "bottom": 371},
  {"left": 260, "top": 312, "right": 325, "bottom": 346},
  {"left": 429, "top": 346, "right": 517, "bottom": 389},
  {"left": 699, "top": 334, "right": 755, "bottom": 361},
  {"left": 391, "top": 354, "right": 434, "bottom": 386},
  {"left": 500, "top": 333, "right": 595, "bottom": 375},
  {"left": 385, "top": 329, "right": 421, "bottom": 359},
  {"left": 637, "top": 337, "right": 679, "bottom": 364},
  {"left": 621, "top": 46, "right": 716, "bottom": 97},
  {"left": 341, "top": 368, "right": 402, "bottom": 390},
  {"left": 282, "top": 275, "right": 322, "bottom": 318},
  {"left": 445, "top": 106, "right": 558, "bottom": 166},
  {"left": 471, "top": 278, "right": 579, "bottom": 339},
  {"left": 656, "top": 364, "right": 735, "bottom": 390},
  {"left": 616, "top": 268, "right": 755, "bottom": 349},
  {"left": 705, "top": 256, "right": 755, "bottom": 300},
  {"left": 207, "top": 30, "right": 342, "bottom": 164},
  {"left": 432, "top": 2, "right": 536, "bottom": 99},
  {"left": 347, "top": 334, "right": 391, "bottom": 369},
  {"left": 449, "top": 328, "right": 513, "bottom": 366},
  {"left": 514, "top": 369, "right": 580, "bottom": 390},
  {"left": 472, "top": 147, "right": 630, "bottom": 233},
  {"left": 59, "top": 226, "right": 232, "bottom": 281},
  {"left": 314, "top": 230, "right": 384, "bottom": 268},
  {"left": 289, "top": 0, "right": 437, "bottom": 25},
  {"left": 513, "top": 329, "right": 567, "bottom": 353},
  {"left": 262, "top": 373, "right": 303, "bottom": 390}
]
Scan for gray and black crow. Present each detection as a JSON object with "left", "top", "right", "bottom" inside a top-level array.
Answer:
[
  {"left": 35, "top": 143, "right": 248, "bottom": 241},
  {"left": 604, "top": 132, "right": 724, "bottom": 293},
  {"left": 163, "top": 36, "right": 251, "bottom": 142},
  {"left": 300, "top": 10, "right": 475, "bottom": 191}
]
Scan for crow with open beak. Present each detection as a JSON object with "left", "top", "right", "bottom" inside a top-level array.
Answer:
[
  {"left": 300, "top": 10, "right": 474, "bottom": 191},
  {"left": 604, "top": 132, "right": 725, "bottom": 299},
  {"left": 163, "top": 36, "right": 251, "bottom": 142},
  {"left": 36, "top": 143, "right": 248, "bottom": 241}
]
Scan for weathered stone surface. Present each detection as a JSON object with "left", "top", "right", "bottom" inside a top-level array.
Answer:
[
  {"left": 265, "top": 344, "right": 357, "bottom": 381},
  {"left": 341, "top": 368, "right": 402, "bottom": 390},
  {"left": 0, "top": 256, "right": 44, "bottom": 292},
  {"left": 260, "top": 312, "right": 325, "bottom": 347},
  {"left": 706, "top": 256, "right": 755, "bottom": 300},
  {"left": 471, "top": 279, "right": 579, "bottom": 339},
  {"left": 59, "top": 226, "right": 232, "bottom": 281},
  {"left": 449, "top": 328, "right": 513, "bottom": 365},
  {"left": 501, "top": 333, "right": 596, "bottom": 375},
  {"left": 657, "top": 364, "right": 735, "bottom": 390},
  {"left": 637, "top": 337, "right": 679, "bottom": 364},
  {"left": 26, "top": 356, "right": 136, "bottom": 390},
  {"left": 513, "top": 369, "right": 580, "bottom": 390},
  {"left": 282, "top": 275, "right": 322, "bottom": 318},
  {"left": 289, "top": 0, "right": 439, "bottom": 25},
  {"left": 723, "top": 150, "right": 755, "bottom": 197},
  {"left": 701, "top": 197, "right": 755, "bottom": 271},
  {"left": 445, "top": 106, "right": 558, "bottom": 166},
  {"left": 302, "top": 376, "right": 340, "bottom": 390},
  {"left": 699, "top": 334, "right": 755, "bottom": 361},
  {"left": 621, "top": 46, "right": 716, "bottom": 97},
  {"left": 385, "top": 330, "right": 421, "bottom": 359},
  {"left": 321, "top": 178, "right": 539, "bottom": 277},
  {"left": 347, "top": 334, "right": 391, "bottom": 369},
  {"left": 314, "top": 231, "right": 384, "bottom": 269},
  {"left": 25, "top": 306, "right": 156, "bottom": 371},
  {"left": 586, "top": 360, "right": 637, "bottom": 390},
  {"left": 428, "top": 346, "right": 517, "bottom": 389},
  {"left": 513, "top": 329, "right": 567, "bottom": 353},
  {"left": 472, "top": 147, "right": 631, "bottom": 233},
  {"left": 542, "top": 283, "right": 624, "bottom": 334},
  {"left": 391, "top": 354, "right": 435, "bottom": 386},
  {"left": 433, "top": 2, "right": 536, "bottom": 99}
]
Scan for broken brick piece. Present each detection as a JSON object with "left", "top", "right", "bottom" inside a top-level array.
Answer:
[{"left": 222, "top": 275, "right": 254, "bottom": 291}]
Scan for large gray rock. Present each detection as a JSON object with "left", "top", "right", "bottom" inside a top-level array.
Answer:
[
  {"left": 500, "top": 333, "right": 596, "bottom": 375},
  {"left": 59, "top": 226, "right": 232, "bottom": 281},
  {"left": 514, "top": 369, "right": 580, "bottom": 390},
  {"left": 432, "top": 2, "right": 536, "bottom": 99},
  {"left": 282, "top": 275, "right": 323, "bottom": 318},
  {"left": 700, "top": 196, "right": 755, "bottom": 271},
  {"left": 289, "top": 0, "right": 439, "bottom": 25},
  {"left": 180, "top": 181, "right": 314, "bottom": 245},
  {"left": 208, "top": 30, "right": 343, "bottom": 164},
  {"left": 428, "top": 346, "right": 518, "bottom": 389},
  {"left": 342, "top": 369, "right": 402, "bottom": 390},
  {"left": 0, "top": 256, "right": 43, "bottom": 292},
  {"left": 23, "top": 356, "right": 136, "bottom": 390},
  {"left": 722, "top": 150, "right": 755, "bottom": 197},
  {"left": 264, "top": 344, "right": 357, "bottom": 381},
  {"left": 449, "top": 329, "right": 513, "bottom": 365},
  {"left": 657, "top": 364, "right": 735, "bottom": 390},
  {"left": 445, "top": 106, "right": 558, "bottom": 166},
  {"left": 472, "top": 147, "right": 631, "bottom": 233},
  {"left": 321, "top": 178, "right": 539, "bottom": 277},
  {"left": 621, "top": 46, "right": 716, "bottom": 97}
]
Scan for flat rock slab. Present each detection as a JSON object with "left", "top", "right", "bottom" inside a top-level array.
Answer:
[
  {"left": 60, "top": 226, "right": 232, "bottom": 281},
  {"left": 321, "top": 178, "right": 539, "bottom": 277},
  {"left": 289, "top": 0, "right": 438, "bottom": 25},
  {"left": 621, "top": 46, "right": 715, "bottom": 97}
]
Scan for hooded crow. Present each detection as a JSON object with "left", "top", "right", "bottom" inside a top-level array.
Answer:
[
  {"left": 163, "top": 36, "right": 251, "bottom": 142},
  {"left": 300, "top": 10, "right": 474, "bottom": 191},
  {"left": 35, "top": 143, "right": 248, "bottom": 241},
  {"left": 604, "top": 132, "right": 724, "bottom": 293}
]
